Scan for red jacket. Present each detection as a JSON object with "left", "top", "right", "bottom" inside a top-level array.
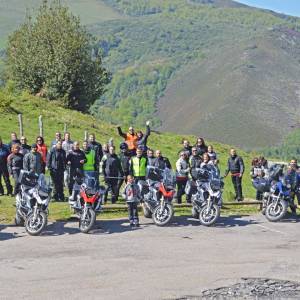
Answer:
[{"left": 37, "top": 144, "right": 48, "bottom": 164}]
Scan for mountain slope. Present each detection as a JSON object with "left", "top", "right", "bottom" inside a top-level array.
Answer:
[
  {"left": 158, "top": 27, "right": 300, "bottom": 149},
  {"left": 88, "top": 0, "right": 300, "bottom": 149}
]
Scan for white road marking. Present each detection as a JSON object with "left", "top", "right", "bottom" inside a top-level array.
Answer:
[{"left": 255, "top": 223, "right": 287, "bottom": 235}]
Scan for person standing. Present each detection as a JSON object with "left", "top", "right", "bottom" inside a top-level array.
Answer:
[
  {"left": 82, "top": 140, "right": 99, "bottom": 188},
  {"left": 117, "top": 125, "right": 138, "bottom": 157},
  {"left": 51, "top": 132, "right": 62, "bottom": 148},
  {"left": 62, "top": 132, "right": 73, "bottom": 153},
  {"left": 0, "top": 138, "right": 13, "bottom": 196},
  {"left": 88, "top": 134, "right": 102, "bottom": 187},
  {"left": 8, "top": 132, "right": 20, "bottom": 151},
  {"left": 36, "top": 136, "right": 48, "bottom": 173},
  {"left": 62, "top": 132, "right": 73, "bottom": 188},
  {"left": 147, "top": 149, "right": 156, "bottom": 167},
  {"left": 175, "top": 152, "right": 190, "bottom": 204},
  {"left": 47, "top": 141, "right": 66, "bottom": 201},
  {"left": 7, "top": 144, "right": 23, "bottom": 196},
  {"left": 130, "top": 147, "right": 148, "bottom": 182},
  {"left": 136, "top": 121, "right": 151, "bottom": 154},
  {"left": 19, "top": 136, "right": 31, "bottom": 156},
  {"left": 118, "top": 142, "right": 131, "bottom": 189},
  {"left": 179, "top": 139, "right": 192, "bottom": 159},
  {"left": 189, "top": 147, "right": 202, "bottom": 180},
  {"left": 207, "top": 145, "right": 218, "bottom": 165},
  {"left": 66, "top": 141, "right": 86, "bottom": 195},
  {"left": 153, "top": 150, "right": 171, "bottom": 170},
  {"left": 194, "top": 137, "right": 208, "bottom": 157},
  {"left": 224, "top": 148, "right": 245, "bottom": 202},
  {"left": 122, "top": 175, "right": 141, "bottom": 227},
  {"left": 23, "top": 144, "right": 43, "bottom": 175},
  {"left": 102, "top": 145, "right": 124, "bottom": 204}
]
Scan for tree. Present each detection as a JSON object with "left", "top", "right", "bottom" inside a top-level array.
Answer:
[{"left": 6, "top": 0, "right": 110, "bottom": 111}]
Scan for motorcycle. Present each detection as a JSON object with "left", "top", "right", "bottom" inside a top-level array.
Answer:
[
  {"left": 253, "top": 164, "right": 294, "bottom": 221},
  {"left": 15, "top": 170, "right": 52, "bottom": 236},
  {"left": 186, "top": 164, "right": 223, "bottom": 226},
  {"left": 138, "top": 167, "right": 176, "bottom": 226},
  {"left": 69, "top": 171, "right": 105, "bottom": 233}
]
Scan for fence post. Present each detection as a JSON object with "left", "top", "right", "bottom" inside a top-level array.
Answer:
[
  {"left": 38, "top": 115, "right": 43, "bottom": 137},
  {"left": 64, "top": 123, "right": 67, "bottom": 134},
  {"left": 84, "top": 130, "right": 88, "bottom": 141},
  {"left": 18, "top": 114, "right": 24, "bottom": 137}
]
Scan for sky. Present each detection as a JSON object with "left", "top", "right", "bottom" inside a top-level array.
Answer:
[{"left": 236, "top": 0, "right": 300, "bottom": 17}]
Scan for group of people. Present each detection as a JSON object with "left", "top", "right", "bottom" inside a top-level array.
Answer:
[
  {"left": 0, "top": 123, "right": 247, "bottom": 205},
  {"left": 251, "top": 156, "right": 300, "bottom": 211}
]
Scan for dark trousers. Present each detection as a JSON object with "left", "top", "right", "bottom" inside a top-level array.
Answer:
[
  {"left": 12, "top": 170, "right": 21, "bottom": 196},
  {"left": 51, "top": 170, "right": 64, "bottom": 201},
  {"left": 118, "top": 171, "right": 129, "bottom": 191},
  {"left": 0, "top": 167, "right": 12, "bottom": 195},
  {"left": 105, "top": 178, "right": 120, "bottom": 204},
  {"left": 127, "top": 202, "right": 139, "bottom": 223},
  {"left": 256, "top": 190, "right": 263, "bottom": 201},
  {"left": 69, "top": 168, "right": 82, "bottom": 195},
  {"left": 176, "top": 179, "right": 190, "bottom": 204},
  {"left": 231, "top": 175, "right": 243, "bottom": 200}
]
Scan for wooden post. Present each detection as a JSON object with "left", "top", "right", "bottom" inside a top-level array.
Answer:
[
  {"left": 64, "top": 123, "right": 67, "bottom": 134},
  {"left": 38, "top": 115, "right": 43, "bottom": 137},
  {"left": 84, "top": 130, "right": 88, "bottom": 141},
  {"left": 18, "top": 114, "right": 24, "bottom": 137}
]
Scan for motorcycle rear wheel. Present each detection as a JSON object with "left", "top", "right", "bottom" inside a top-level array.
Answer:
[
  {"left": 25, "top": 211, "right": 47, "bottom": 236},
  {"left": 265, "top": 200, "right": 287, "bottom": 222},
  {"left": 199, "top": 203, "right": 220, "bottom": 226},
  {"left": 79, "top": 208, "right": 96, "bottom": 233},
  {"left": 152, "top": 203, "right": 173, "bottom": 226}
]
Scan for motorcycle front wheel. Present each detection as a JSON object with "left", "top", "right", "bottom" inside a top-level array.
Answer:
[
  {"left": 25, "top": 211, "right": 47, "bottom": 236},
  {"left": 79, "top": 208, "right": 96, "bottom": 233},
  {"left": 265, "top": 199, "right": 287, "bottom": 222},
  {"left": 152, "top": 203, "right": 173, "bottom": 226},
  {"left": 199, "top": 203, "right": 220, "bottom": 226}
]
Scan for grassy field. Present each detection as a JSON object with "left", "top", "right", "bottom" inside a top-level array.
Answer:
[{"left": 0, "top": 92, "right": 258, "bottom": 223}]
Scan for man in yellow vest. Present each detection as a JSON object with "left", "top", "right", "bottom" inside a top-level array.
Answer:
[
  {"left": 130, "top": 147, "right": 148, "bottom": 182},
  {"left": 82, "top": 141, "right": 99, "bottom": 188}
]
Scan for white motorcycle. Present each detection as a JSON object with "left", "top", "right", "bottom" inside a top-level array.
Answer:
[
  {"left": 186, "top": 165, "right": 223, "bottom": 226},
  {"left": 15, "top": 170, "right": 52, "bottom": 236}
]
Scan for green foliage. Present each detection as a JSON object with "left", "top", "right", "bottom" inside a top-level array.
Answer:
[
  {"left": 263, "top": 129, "right": 300, "bottom": 160},
  {"left": 5, "top": 0, "right": 109, "bottom": 111},
  {"left": 91, "top": 61, "right": 177, "bottom": 126}
]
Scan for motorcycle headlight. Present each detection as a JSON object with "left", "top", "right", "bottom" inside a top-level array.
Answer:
[{"left": 286, "top": 184, "right": 291, "bottom": 189}]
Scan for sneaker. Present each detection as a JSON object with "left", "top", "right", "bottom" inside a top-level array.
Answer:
[
  {"left": 130, "top": 221, "right": 134, "bottom": 227},
  {"left": 134, "top": 219, "right": 140, "bottom": 227}
]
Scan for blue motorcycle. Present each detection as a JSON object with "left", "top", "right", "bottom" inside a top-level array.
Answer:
[{"left": 264, "top": 179, "right": 291, "bottom": 222}]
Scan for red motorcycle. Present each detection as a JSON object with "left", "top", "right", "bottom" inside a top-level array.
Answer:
[
  {"left": 138, "top": 167, "right": 176, "bottom": 226},
  {"left": 69, "top": 173, "right": 105, "bottom": 233}
]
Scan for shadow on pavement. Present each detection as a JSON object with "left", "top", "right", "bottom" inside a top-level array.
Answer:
[
  {"left": 89, "top": 218, "right": 144, "bottom": 235},
  {"left": 41, "top": 222, "right": 79, "bottom": 236},
  {"left": 0, "top": 224, "right": 23, "bottom": 241},
  {"left": 165, "top": 215, "right": 258, "bottom": 228}
]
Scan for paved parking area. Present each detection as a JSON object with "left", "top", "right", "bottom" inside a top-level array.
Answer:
[{"left": 0, "top": 214, "right": 300, "bottom": 300}]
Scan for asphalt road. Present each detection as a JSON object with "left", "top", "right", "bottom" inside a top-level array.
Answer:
[{"left": 0, "top": 213, "right": 300, "bottom": 300}]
